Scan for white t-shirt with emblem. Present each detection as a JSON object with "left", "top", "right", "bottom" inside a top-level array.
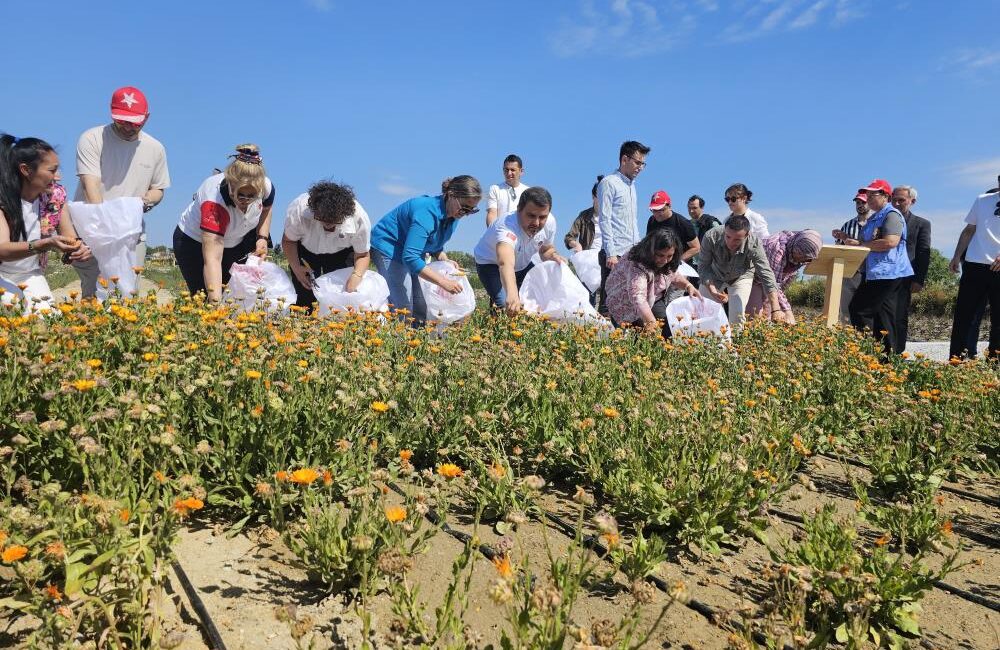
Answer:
[
  {"left": 282, "top": 192, "right": 370, "bottom": 255},
  {"left": 474, "top": 211, "right": 557, "bottom": 272},
  {"left": 964, "top": 192, "right": 1000, "bottom": 264},
  {"left": 177, "top": 173, "right": 274, "bottom": 248},
  {"left": 487, "top": 183, "right": 530, "bottom": 220}
]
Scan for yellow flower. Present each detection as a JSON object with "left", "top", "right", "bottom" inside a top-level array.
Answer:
[
  {"left": 72, "top": 379, "right": 97, "bottom": 392},
  {"left": 143, "top": 352, "right": 158, "bottom": 362},
  {"left": 86, "top": 359, "right": 102, "bottom": 369},
  {"left": 289, "top": 468, "right": 320, "bottom": 485},
  {"left": 492, "top": 554, "right": 513, "bottom": 578},
  {"left": 385, "top": 505, "right": 407, "bottom": 523},
  {"left": 602, "top": 407, "right": 620, "bottom": 418},
  {"left": 296, "top": 359, "right": 308, "bottom": 368},
  {"left": 2, "top": 545, "right": 28, "bottom": 563},
  {"left": 274, "top": 471, "right": 289, "bottom": 482},
  {"left": 245, "top": 370, "right": 262, "bottom": 379},
  {"left": 399, "top": 449, "right": 413, "bottom": 462},
  {"left": 370, "top": 401, "right": 390, "bottom": 413},
  {"left": 437, "top": 463, "right": 464, "bottom": 479}
]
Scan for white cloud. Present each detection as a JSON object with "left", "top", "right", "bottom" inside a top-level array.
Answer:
[
  {"left": 940, "top": 48, "right": 1000, "bottom": 82},
  {"left": 550, "top": 0, "right": 697, "bottom": 58},
  {"left": 789, "top": 0, "right": 831, "bottom": 30},
  {"left": 305, "top": 0, "right": 332, "bottom": 11},
  {"left": 378, "top": 182, "right": 418, "bottom": 197},
  {"left": 946, "top": 158, "right": 1000, "bottom": 190}
]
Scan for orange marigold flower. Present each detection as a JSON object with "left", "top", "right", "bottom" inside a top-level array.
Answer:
[
  {"left": 245, "top": 369, "right": 262, "bottom": 379},
  {"left": 336, "top": 439, "right": 352, "bottom": 452},
  {"left": 437, "top": 463, "right": 464, "bottom": 479},
  {"left": 399, "top": 449, "right": 414, "bottom": 462},
  {"left": 153, "top": 471, "right": 168, "bottom": 484},
  {"left": 370, "top": 400, "right": 390, "bottom": 413},
  {"left": 601, "top": 532, "right": 621, "bottom": 549},
  {"left": 290, "top": 468, "right": 320, "bottom": 485},
  {"left": 44, "top": 584, "right": 63, "bottom": 602},
  {"left": 941, "top": 521, "right": 953, "bottom": 536},
  {"left": 2, "top": 545, "right": 28, "bottom": 563},
  {"left": 119, "top": 508, "right": 130, "bottom": 523},
  {"left": 274, "top": 470, "right": 289, "bottom": 482},
  {"left": 385, "top": 505, "right": 407, "bottom": 523},
  {"left": 874, "top": 533, "right": 891, "bottom": 547},
  {"left": 322, "top": 470, "right": 333, "bottom": 486},
  {"left": 72, "top": 379, "right": 97, "bottom": 391},
  {"left": 172, "top": 497, "right": 204, "bottom": 516},
  {"left": 602, "top": 406, "right": 620, "bottom": 418},
  {"left": 492, "top": 554, "right": 513, "bottom": 578}
]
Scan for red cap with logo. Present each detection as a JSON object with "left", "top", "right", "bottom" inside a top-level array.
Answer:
[
  {"left": 648, "top": 190, "right": 671, "bottom": 210},
  {"left": 854, "top": 191, "right": 868, "bottom": 202},
  {"left": 858, "top": 179, "right": 892, "bottom": 195},
  {"left": 110, "top": 86, "right": 149, "bottom": 125}
]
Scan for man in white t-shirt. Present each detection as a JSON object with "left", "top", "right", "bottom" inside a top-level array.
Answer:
[
  {"left": 474, "top": 186, "right": 563, "bottom": 314},
  {"left": 949, "top": 183, "right": 1000, "bottom": 359},
  {"left": 74, "top": 86, "right": 170, "bottom": 296},
  {"left": 281, "top": 181, "right": 371, "bottom": 310},
  {"left": 485, "top": 154, "right": 530, "bottom": 227}
]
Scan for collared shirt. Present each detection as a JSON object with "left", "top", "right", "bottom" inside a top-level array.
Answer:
[
  {"left": 283, "top": 192, "right": 370, "bottom": 255},
  {"left": 597, "top": 171, "right": 639, "bottom": 258},
  {"left": 963, "top": 192, "right": 1000, "bottom": 264},
  {"left": 473, "top": 212, "right": 557, "bottom": 271},
  {"left": 370, "top": 195, "right": 458, "bottom": 274},
  {"left": 487, "top": 182, "right": 530, "bottom": 219},
  {"left": 698, "top": 225, "right": 778, "bottom": 293},
  {"left": 837, "top": 212, "right": 872, "bottom": 242}
]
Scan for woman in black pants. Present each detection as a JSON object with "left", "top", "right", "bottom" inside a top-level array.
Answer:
[{"left": 281, "top": 181, "right": 372, "bottom": 310}]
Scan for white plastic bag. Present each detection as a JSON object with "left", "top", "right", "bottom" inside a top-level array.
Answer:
[
  {"left": 569, "top": 249, "right": 601, "bottom": 293},
  {"left": 227, "top": 257, "right": 297, "bottom": 312},
  {"left": 520, "top": 260, "right": 605, "bottom": 325},
  {"left": 68, "top": 198, "right": 144, "bottom": 300},
  {"left": 677, "top": 261, "right": 699, "bottom": 278},
  {"left": 665, "top": 295, "right": 730, "bottom": 339},
  {"left": 419, "top": 261, "right": 476, "bottom": 324},
  {"left": 313, "top": 268, "right": 390, "bottom": 316}
]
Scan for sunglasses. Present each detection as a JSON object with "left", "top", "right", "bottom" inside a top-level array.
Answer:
[
  {"left": 724, "top": 196, "right": 744, "bottom": 203},
  {"left": 451, "top": 196, "right": 480, "bottom": 216}
]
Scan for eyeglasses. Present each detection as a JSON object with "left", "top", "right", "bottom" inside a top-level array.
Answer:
[
  {"left": 724, "top": 196, "right": 744, "bottom": 203},
  {"left": 451, "top": 197, "right": 480, "bottom": 216},
  {"left": 628, "top": 156, "right": 647, "bottom": 168}
]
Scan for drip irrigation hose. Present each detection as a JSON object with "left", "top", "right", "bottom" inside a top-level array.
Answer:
[
  {"left": 816, "top": 453, "right": 1000, "bottom": 509},
  {"left": 172, "top": 560, "right": 229, "bottom": 650},
  {"left": 767, "top": 508, "right": 1000, "bottom": 614}
]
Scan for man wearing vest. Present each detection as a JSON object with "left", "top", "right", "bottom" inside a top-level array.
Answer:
[{"left": 848, "top": 179, "right": 913, "bottom": 357}]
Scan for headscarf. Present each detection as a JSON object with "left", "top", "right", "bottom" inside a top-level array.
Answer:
[{"left": 785, "top": 229, "right": 822, "bottom": 270}]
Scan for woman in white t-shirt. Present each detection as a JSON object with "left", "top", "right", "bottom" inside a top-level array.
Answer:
[
  {"left": 473, "top": 186, "right": 564, "bottom": 315},
  {"left": 172, "top": 144, "right": 275, "bottom": 301},
  {"left": 0, "top": 135, "right": 92, "bottom": 313},
  {"left": 281, "top": 181, "right": 371, "bottom": 310}
]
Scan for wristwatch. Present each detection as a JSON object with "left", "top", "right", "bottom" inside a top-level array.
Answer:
[{"left": 27, "top": 240, "right": 37, "bottom": 253}]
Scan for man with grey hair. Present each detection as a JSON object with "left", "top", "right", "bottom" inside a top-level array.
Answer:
[{"left": 891, "top": 185, "right": 931, "bottom": 352}]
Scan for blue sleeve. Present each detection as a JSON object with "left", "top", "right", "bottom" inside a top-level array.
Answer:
[{"left": 401, "top": 206, "right": 435, "bottom": 274}]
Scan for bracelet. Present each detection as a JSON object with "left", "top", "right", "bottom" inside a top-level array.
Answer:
[{"left": 27, "top": 240, "right": 36, "bottom": 253}]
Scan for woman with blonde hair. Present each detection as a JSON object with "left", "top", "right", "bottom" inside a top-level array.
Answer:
[{"left": 173, "top": 144, "right": 275, "bottom": 301}]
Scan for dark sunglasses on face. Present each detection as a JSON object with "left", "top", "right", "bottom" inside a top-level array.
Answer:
[
  {"left": 725, "top": 196, "right": 743, "bottom": 203},
  {"left": 451, "top": 197, "right": 479, "bottom": 216}
]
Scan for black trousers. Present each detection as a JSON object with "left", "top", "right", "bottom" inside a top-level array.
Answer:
[
  {"left": 598, "top": 249, "right": 611, "bottom": 316},
  {"left": 173, "top": 227, "right": 265, "bottom": 296},
  {"left": 894, "top": 277, "right": 914, "bottom": 354},
  {"left": 849, "top": 277, "right": 904, "bottom": 357},
  {"left": 949, "top": 261, "right": 999, "bottom": 359},
  {"left": 290, "top": 245, "right": 354, "bottom": 309}
]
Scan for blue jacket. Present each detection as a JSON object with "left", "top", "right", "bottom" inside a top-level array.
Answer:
[
  {"left": 370, "top": 195, "right": 458, "bottom": 274},
  {"left": 861, "top": 204, "right": 913, "bottom": 280}
]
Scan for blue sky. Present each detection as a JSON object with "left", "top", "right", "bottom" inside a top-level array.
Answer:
[{"left": 4, "top": 0, "right": 998, "bottom": 255}]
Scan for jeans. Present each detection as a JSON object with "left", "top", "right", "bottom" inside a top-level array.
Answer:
[
  {"left": 949, "top": 261, "right": 999, "bottom": 359},
  {"left": 476, "top": 262, "right": 533, "bottom": 309},
  {"left": 371, "top": 249, "right": 427, "bottom": 325}
]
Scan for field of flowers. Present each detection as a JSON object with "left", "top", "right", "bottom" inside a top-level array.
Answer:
[{"left": 1, "top": 290, "right": 998, "bottom": 649}]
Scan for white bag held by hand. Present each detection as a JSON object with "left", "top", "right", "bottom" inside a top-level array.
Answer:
[
  {"left": 665, "top": 295, "right": 730, "bottom": 339},
  {"left": 68, "top": 197, "right": 144, "bottom": 300},
  {"left": 419, "top": 261, "right": 476, "bottom": 324},
  {"left": 570, "top": 249, "right": 601, "bottom": 293},
  {"left": 520, "top": 260, "right": 603, "bottom": 325},
  {"left": 313, "top": 268, "right": 390, "bottom": 316},
  {"left": 227, "top": 257, "right": 297, "bottom": 312}
]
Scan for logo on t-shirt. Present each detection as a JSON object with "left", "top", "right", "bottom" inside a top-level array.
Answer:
[{"left": 505, "top": 232, "right": 517, "bottom": 243}]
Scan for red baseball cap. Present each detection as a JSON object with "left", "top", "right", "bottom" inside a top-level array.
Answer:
[
  {"left": 648, "top": 190, "right": 671, "bottom": 210},
  {"left": 854, "top": 191, "right": 868, "bottom": 202},
  {"left": 110, "top": 86, "right": 149, "bottom": 125},
  {"left": 858, "top": 179, "right": 892, "bottom": 195}
]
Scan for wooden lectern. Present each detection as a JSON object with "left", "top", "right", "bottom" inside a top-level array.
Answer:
[{"left": 804, "top": 245, "right": 870, "bottom": 327}]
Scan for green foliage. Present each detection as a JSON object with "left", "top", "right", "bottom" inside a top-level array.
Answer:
[{"left": 785, "top": 277, "right": 826, "bottom": 309}]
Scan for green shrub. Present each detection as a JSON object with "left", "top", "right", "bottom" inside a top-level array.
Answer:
[{"left": 786, "top": 276, "right": 826, "bottom": 308}]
